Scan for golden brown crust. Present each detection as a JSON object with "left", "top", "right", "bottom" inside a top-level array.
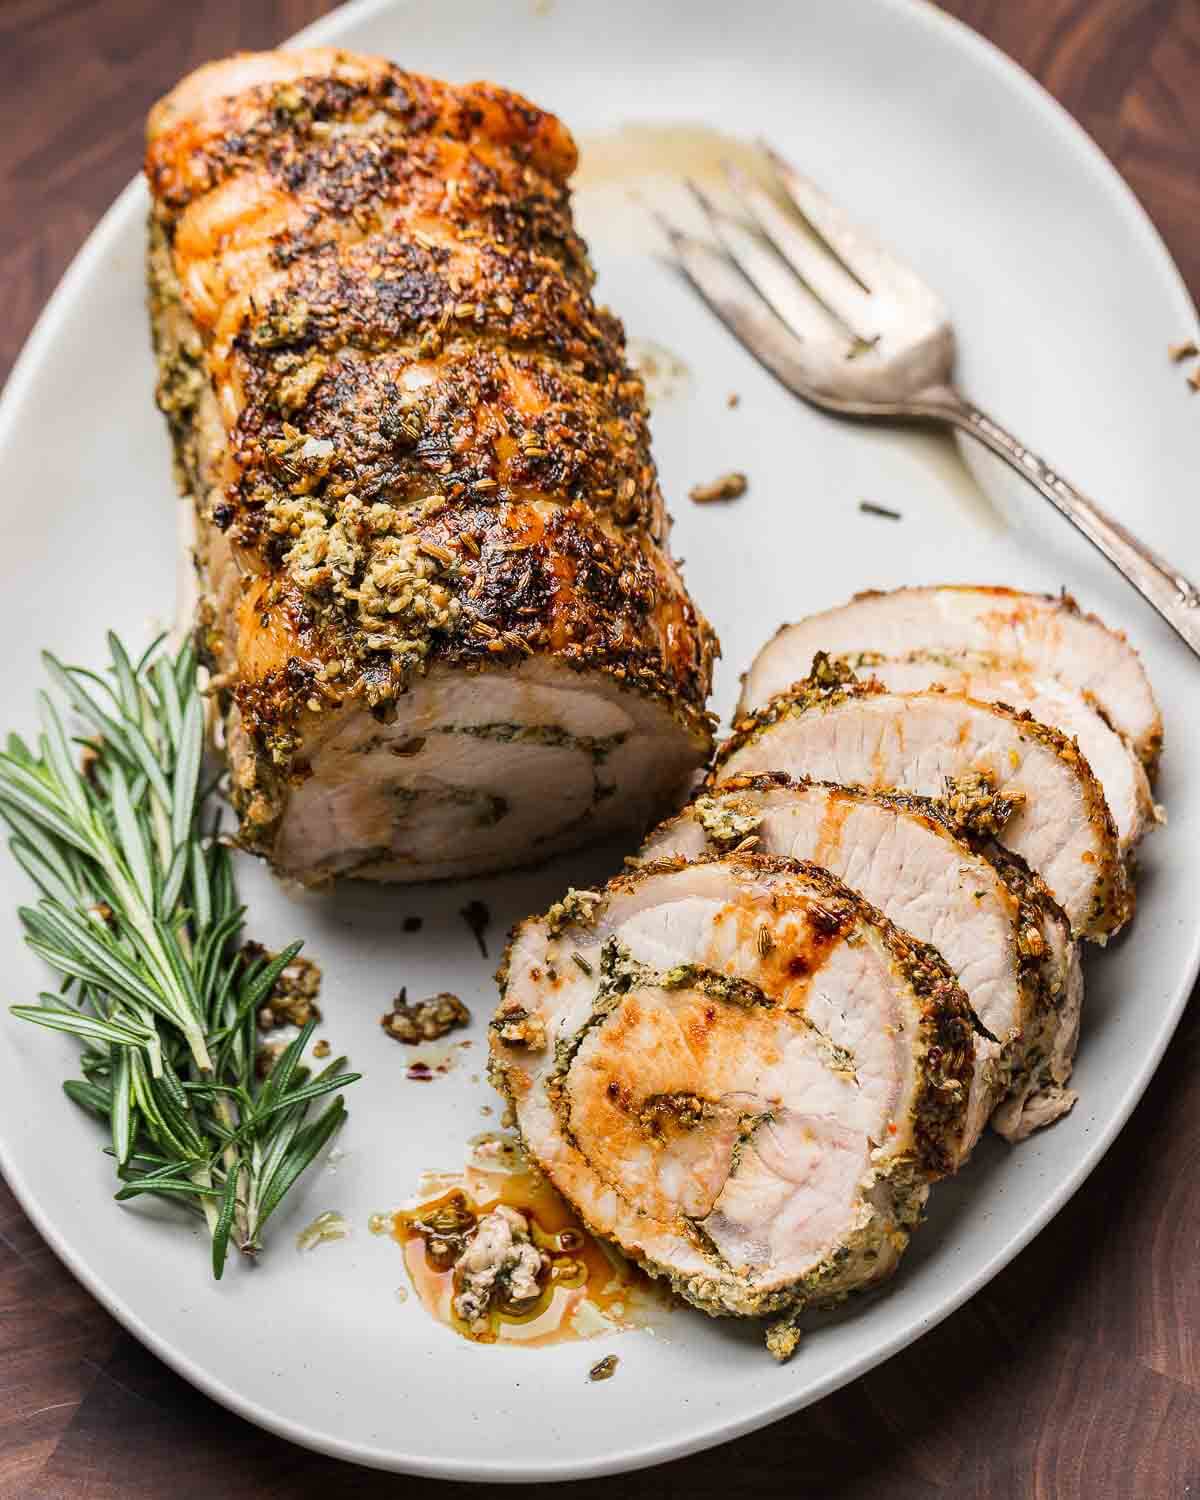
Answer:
[
  {"left": 146, "top": 49, "right": 579, "bottom": 205},
  {"left": 145, "top": 50, "right": 716, "bottom": 853}
]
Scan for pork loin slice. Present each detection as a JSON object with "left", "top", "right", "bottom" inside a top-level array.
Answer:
[
  {"left": 983, "top": 849, "right": 1082, "bottom": 1142},
  {"left": 642, "top": 775, "right": 1082, "bottom": 1146},
  {"left": 145, "top": 50, "right": 716, "bottom": 883},
  {"left": 741, "top": 586, "right": 1162, "bottom": 773},
  {"left": 490, "top": 854, "right": 975, "bottom": 1356},
  {"left": 846, "top": 652, "right": 1156, "bottom": 857},
  {"left": 717, "top": 679, "right": 1129, "bottom": 941},
  {"left": 252, "top": 654, "right": 706, "bottom": 881}
]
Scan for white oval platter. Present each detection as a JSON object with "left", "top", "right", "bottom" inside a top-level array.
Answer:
[{"left": 0, "top": 0, "right": 1197, "bottom": 1480}]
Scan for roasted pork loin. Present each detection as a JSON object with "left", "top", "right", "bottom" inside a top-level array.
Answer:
[
  {"left": 741, "top": 586, "right": 1162, "bottom": 774},
  {"left": 717, "top": 674, "right": 1129, "bottom": 941},
  {"left": 146, "top": 50, "right": 715, "bottom": 882},
  {"left": 489, "top": 855, "right": 975, "bottom": 1357},
  {"left": 643, "top": 776, "right": 1081, "bottom": 1145}
]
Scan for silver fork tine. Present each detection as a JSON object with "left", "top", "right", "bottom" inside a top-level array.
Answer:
[
  {"left": 720, "top": 161, "right": 876, "bottom": 345},
  {"left": 685, "top": 181, "right": 837, "bottom": 349},
  {"left": 656, "top": 218, "right": 835, "bottom": 400},
  {"left": 662, "top": 146, "right": 1200, "bottom": 661},
  {"left": 761, "top": 142, "right": 906, "bottom": 295}
]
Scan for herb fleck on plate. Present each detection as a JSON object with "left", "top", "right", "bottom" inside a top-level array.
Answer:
[
  {"left": 859, "top": 499, "right": 903, "bottom": 521},
  {"left": 460, "top": 899, "right": 491, "bottom": 957}
]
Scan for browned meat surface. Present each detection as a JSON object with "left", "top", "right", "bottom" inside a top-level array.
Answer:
[{"left": 145, "top": 49, "right": 716, "bottom": 882}]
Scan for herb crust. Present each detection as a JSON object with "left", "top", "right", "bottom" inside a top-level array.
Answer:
[{"left": 145, "top": 49, "right": 716, "bottom": 863}]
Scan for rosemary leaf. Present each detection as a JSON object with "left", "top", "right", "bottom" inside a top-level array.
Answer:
[
  {"left": 62, "top": 1078, "right": 113, "bottom": 1118},
  {"left": 211, "top": 1159, "right": 241, "bottom": 1280},
  {"left": 1, "top": 636, "right": 359, "bottom": 1277}
]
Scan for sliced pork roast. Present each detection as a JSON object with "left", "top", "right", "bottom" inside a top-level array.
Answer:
[
  {"left": 643, "top": 775, "right": 1082, "bottom": 1144},
  {"left": 842, "top": 653, "right": 1156, "bottom": 857},
  {"left": 741, "top": 586, "right": 1162, "bottom": 774},
  {"left": 717, "top": 675, "right": 1129, "bottom": 941},
  {"left": 145, "top": 49, "right": 715, "bottom": 882},
  {"left": 490, "top": 854, "right": 975, "bottom": 1357}
]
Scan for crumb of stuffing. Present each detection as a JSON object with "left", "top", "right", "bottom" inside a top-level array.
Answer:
[
  {"left": 492, "top": 1005, "right": 547, "bottom": 1049},
  {"left": 382, "top": 988, "right": 471, "bottom": 1044},
  {"left": 689, "top": 470, "right": 747, "bottom": 504},
  {"left": 243, "top": 942, "right": 322, "bottom": 1030},
  {"left": 451, "top": 1205, "right": 547, "bottom": 1332},
  {"left": 940, "top": 769, "right": 1024, "bottom": 836}
]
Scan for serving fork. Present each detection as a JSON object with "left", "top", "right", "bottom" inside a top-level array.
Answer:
[{"left": 659, "top": 146, "right": 1200, "bottom": 660}]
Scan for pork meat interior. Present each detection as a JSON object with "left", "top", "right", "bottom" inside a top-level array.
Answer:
[
  {"left": 490, "top": 854, "right": 976, "bottom": 1358},
  {"left": 841, "top": 651, "right": 1156, "bottom": 857},
  {"left": 741, "top": 586, "right": 1161, "bottom": 773},
  {"left": 643, "top": 775, "right": 1082, "bottom": 1146},
  {"left": 717, "top": 675, "right": 1129, "bottom": 941}
]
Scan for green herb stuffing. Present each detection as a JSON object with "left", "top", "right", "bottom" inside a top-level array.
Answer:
[{"left": 0, "top": 634, "right": 360, "bottom": 1278}]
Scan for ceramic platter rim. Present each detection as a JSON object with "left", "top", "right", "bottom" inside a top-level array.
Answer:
[{"left": 0, "top": 0, "right": 1197, "bottom": 1480}]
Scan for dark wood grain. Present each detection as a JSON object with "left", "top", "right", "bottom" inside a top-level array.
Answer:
[{"left": 1, "top": 2, "right": 1198, "bottom": 1495}]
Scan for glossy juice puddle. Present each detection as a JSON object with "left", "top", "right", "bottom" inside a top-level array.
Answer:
[
  {"left": 403, "top": 1038, "right": 472, "bottom": 1083},
  {"left": 377, "top": 1134, "right": 672, "bottom": 1347},
  {"left": 296, "top": 1209, "right": 350, "bottom": 1251}
]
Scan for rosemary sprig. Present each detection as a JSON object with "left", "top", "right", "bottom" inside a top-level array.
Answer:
[{"left": 0, "top": 633, "right": 360, "bottom": 1276}]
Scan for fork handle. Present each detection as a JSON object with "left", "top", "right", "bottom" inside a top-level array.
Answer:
[{"left": 920, "top": 386, "right": 1200, "bottom": 658}]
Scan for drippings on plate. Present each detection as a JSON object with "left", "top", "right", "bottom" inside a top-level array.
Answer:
[
  {"left": 403, "top": 1039, "right": 471, "bottom": 1082},
  {"left": 296, "top": 1210, "right": 350, "bottom": 1251},
  {"left": 386, "top": 1135, "right": 665, "bottom": 1347}
]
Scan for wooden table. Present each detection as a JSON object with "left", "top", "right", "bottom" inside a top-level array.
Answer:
[{"left": 1, "top": 2, "right": 1197, "bottom": 1494}]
